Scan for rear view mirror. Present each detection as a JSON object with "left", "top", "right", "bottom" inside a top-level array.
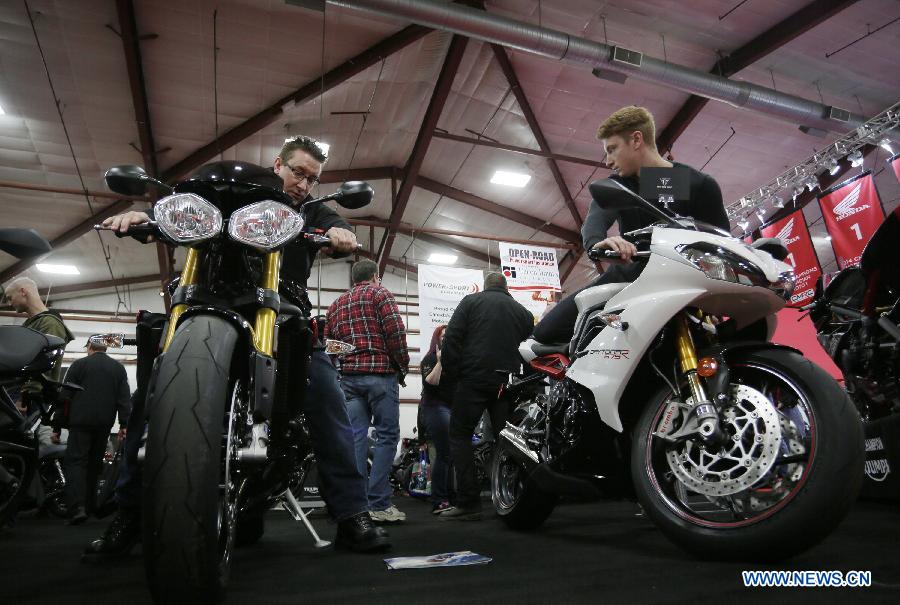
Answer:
[
  {"left": 0, "top": 228, "right": 52, "bottom": 259},
  {"left": 335, "top": 181, "right": 373, "bottom": 209},
  {"left": 105, "top": 165, "right": 173, "bottom": 196}
]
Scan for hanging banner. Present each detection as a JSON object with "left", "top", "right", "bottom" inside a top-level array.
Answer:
[
  {"left": 889, "top": 153, "right": 900, "bottom": 183},
  {"left": 417, "top": 264, "right": 484, "bottom": 355},
  {"left": 761, "top": 209, "right": 821, "bottom": 308},
  {"left": 498, "top": 242, "right": 562, "bottom": 292},
  {"left": 817, "top": 171, "right": 885, "bottom": 270}
]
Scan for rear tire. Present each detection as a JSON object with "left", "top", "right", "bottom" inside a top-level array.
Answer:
[
  {"left": 142, "top": 316, "right": 238, "bottom": 604},
  {"left": 632, "top": 347, "right": 864, "bottom": 561}
]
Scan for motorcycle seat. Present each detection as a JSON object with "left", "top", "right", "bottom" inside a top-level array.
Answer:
[
  {"left": 530, "top": 341, "right": 569, "bottom": 356},
  {"left": 0, "top": 326, "right": 65, "bottom": 374}
]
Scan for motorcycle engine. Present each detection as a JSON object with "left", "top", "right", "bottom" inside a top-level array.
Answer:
[{"left": 546, "top": 380, "right": 591, "bottom": 461}]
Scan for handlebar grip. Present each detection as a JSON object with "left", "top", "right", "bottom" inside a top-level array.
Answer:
[{"left": 94, "top": 223, "right": 158, "bottom": 239}]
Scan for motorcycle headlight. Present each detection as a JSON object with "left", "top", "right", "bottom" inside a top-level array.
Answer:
[
  {"left": 228, "top": 201, "right": 304, "bottom": 251},
  {"left": 154, "top": 193, "right": 223, "bottom": 244},
  {"left": 678, "top": 242, "right": 796, "bottom": 294}
]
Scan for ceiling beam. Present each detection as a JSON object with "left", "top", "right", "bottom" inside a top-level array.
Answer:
[
  {"left": 378, "top": 35, "right": 469, "bottom": 275},
  {"left": 560, "top": 250, "right": 585, "bottom": 286},
  {"left": 38, "top": 273, "right": 162, "bottom": 297},
  {"left": 416, "top": 176, "right": 581, "bottom": 244},
  {"left": 432, "top": 132, "right": 607, "bottom": 168},
  {"left": 0, "top": 180, "right": 145, "bottom": 202},
  {"left": 656, "top": 0, "right": 860, "bottom": 153},
  {"left": 0, "top": 200, "right": 134, "bottom": 283},
  {"left": 347, "top": 217, "right": 578, "bottom": 249},
  {"left": 410, "top": 231, "right": 493, "bottom": 264},
  {"left": 318, "top": 166, "right": 397, "bottom": 185},
  {"left": 491, "top": 44, "right": 582, "bottom": 226},
  {"left": 160, "top": 25, "right": 433, "bottom": 183},
  {"left": 116, "top": 0, "right": 174, "bottom": 310}
]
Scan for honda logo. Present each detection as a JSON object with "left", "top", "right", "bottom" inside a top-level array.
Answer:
[
  {"left": 831, "top": 182, "right": 869, "bottom": 221},
  {"left": 775, "top": 218, "right": 801, "bottom": 245}
]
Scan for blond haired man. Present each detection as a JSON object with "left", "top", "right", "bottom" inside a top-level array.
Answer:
[{"left": 533, "top": 106, "right": 729, "bottom": 344}]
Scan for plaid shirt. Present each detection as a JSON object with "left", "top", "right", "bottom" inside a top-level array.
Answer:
[{"left": 325, "top": 283, "right": 409, "bottom": 375}]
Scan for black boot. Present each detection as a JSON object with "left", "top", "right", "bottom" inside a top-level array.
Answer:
[
  {"left": 81, "top": 508, "right": 140, "bottom": 562},
  {"left": 334, "top": 512, "right": 391, "bottom": 553}
]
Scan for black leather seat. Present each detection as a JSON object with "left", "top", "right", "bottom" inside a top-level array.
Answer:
[
  {"left": 0, "top": 326, "right": 65, "bottom": 375},
  {"left": 530, "top": 341, "right": 569, "bottom": 356}
]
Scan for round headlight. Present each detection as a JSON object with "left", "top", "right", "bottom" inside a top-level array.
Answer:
[{"left": 228, "top": 201, "right": 304, "bottom": 251}]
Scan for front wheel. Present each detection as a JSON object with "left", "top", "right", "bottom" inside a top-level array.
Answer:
[
  {"left": 142, "top": 316, "right": 239, "bottom": 604},
  {"left": 632, "top": 347, "right": 864, "bottom": 561}
]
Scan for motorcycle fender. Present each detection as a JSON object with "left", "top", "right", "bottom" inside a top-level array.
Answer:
[
  {"left": 567, "top": 288, "right": 704, "bottom": 433},
  {"left": 699, "top": 340, "right": 802, "bottom": 360}
]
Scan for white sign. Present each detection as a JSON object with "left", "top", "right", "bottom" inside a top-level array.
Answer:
[
  {"left": 498, "top": 242, "right": 561, "bottom": 292},
  {"left": 417, "top": 264, "right": 484, "bottom": 356}
]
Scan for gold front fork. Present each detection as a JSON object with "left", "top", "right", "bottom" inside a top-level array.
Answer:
[
  {"left": 253, "top": 252, "right": 281, "bottom": 356},
  {"left": 674, "top": 312, "right": 707, "bottom": 404},
  {"left": 161, "top": 248, "right": 202, "bottom": 352}
]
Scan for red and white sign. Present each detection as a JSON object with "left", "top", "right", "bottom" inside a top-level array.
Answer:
[
  {"left": 889, "top": 153, "right": 900, "bottom": 183},
  {"left": 817, "top": 171, "right": 884, "bottom": 270},
  {"left": 761, "top": 209, "right": 822, "bottom": 307}
]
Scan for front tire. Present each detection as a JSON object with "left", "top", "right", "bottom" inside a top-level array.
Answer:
[
  {"left": 632, "top": 347, "right": 864, "bottom": 561},
  {"left": 142, "top": 316, "right": 239, "bottom": 604}
]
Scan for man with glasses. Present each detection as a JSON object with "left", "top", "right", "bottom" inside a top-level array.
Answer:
[{"left": 85, "top": 136, "right": 390, "bottom": 560}]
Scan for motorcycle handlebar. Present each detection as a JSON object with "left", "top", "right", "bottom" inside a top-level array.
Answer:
[
  {"left": 93, "top": 222, "right": 158, "bottom": 239},
  {"left": 587, "top": 249, "right": 651, "bottom": 261}
]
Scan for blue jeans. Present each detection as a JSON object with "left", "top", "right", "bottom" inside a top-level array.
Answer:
[
  {"left": 341, "top": 373, "right": 400, "bottom": 511},
  {"left": 421, "top": 404, "right": 451, "bottom": 504}
]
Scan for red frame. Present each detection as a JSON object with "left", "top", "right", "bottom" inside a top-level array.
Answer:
[{"left": 529, "top": 353, "right": 570, "bottom": 380}]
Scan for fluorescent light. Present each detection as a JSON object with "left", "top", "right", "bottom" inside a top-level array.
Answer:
[
  {"left": 427, "top": 253, "right": 457, "bottom": 265},
  {"left": 823, "top": 235, "right": 832, "bottom": 241},
  {"left": 490, "top": 170, "right": 531, "bottom": 187},
  {"left": 0, "top": 104, "right": 5, "bottom": 115},
  {"left": 36, "top": 263, "right": 80, "bottom": 275}
]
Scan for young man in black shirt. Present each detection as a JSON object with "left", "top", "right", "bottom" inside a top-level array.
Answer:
[{"left": 533, "top": 106, "right": 729, "bottom": 344}]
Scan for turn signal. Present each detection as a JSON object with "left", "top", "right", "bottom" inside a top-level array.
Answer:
[{"left": 697, "top": 357, "right": 718, "bottom": 377}]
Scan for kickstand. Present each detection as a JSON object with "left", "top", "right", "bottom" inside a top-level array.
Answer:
[{"left": 280, "top": 489, "right": 332, "bottom": 548}]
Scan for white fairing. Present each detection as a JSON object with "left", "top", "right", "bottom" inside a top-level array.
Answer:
[{"left": 565, "top": 227, "right": 791, "bottom": 433}]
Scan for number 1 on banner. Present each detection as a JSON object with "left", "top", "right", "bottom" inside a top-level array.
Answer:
[
  {"left": 850, "top": 223, "right": 863, "bottom": 241},
  {"left": 786, "top": 253, "right": 796, "bottom": 269}
]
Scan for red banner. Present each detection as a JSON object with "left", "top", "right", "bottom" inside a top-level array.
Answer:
[
  {"left": 817, "top": 171, "right": 885, "bottom": 270},
  {"left": 760, "top": 209, "right": 821, "bottom": 307},
  {"left": 889, "top": 153, "right": 900, "bottom": 183}
]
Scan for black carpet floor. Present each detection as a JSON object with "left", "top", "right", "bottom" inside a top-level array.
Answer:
[{"left": 1, "top": 496, "right": 897, "bottom": 604}]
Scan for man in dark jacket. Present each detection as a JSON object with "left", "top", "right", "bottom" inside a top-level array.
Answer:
[
  {"left": 62, "top": 339, "right": 130, "bottom": 524},
  {"left": 440, "top": 272, "right": 533, "bottom": 520}
]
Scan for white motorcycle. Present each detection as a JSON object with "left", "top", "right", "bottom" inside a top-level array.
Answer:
[{"left": 492, "top": 179, "right": 864, "bottom": 561}]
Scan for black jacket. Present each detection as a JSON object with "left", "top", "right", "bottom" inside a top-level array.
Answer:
[
  {"left": 441, "top": 287, "right": 534, "bottom": 389},
  {"left": 63, "top": 352, "right": 131, "bottom": 429}
]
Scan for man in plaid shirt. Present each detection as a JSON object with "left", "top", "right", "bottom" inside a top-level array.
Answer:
[{"left": 326, "top": 259, "right": 410, "bottom": 523}]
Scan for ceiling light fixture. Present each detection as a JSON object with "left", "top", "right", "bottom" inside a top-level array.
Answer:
[
  {"left": 490, "top": 170, "right": 531, "bottom": 188},
  {"left": 826, "top": 157, "right": 841, "bottom": 175},
  {"left": 36, "top": 263, "right": 80, "bottom": 275},
  {"left": 848, "top": 149, "right": 864, "bottom": 167},
  {"left": 879, "top": 138, "right": 894, "bottom": 154},
  {"left": 427, "top": 253, "right": 458, "bottom": 265}
]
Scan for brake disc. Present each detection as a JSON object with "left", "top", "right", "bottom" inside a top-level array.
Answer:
[{"left": 664, "top": 384, "right": 782, "bottom": 497}]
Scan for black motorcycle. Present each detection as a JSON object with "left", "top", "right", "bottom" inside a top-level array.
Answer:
[
  {"left": 100, "top": 162, "right": 371, "bottom": 604},
  {"left": 805, "top": 206, "right": 900, "bottom": 421},
  {"left": 0, "top": 228, "right": 81, "bottom": 527}
]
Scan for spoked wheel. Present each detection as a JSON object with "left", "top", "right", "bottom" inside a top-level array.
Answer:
[
  {"left": 491, "top": 408, "right": 557, "bottom": 530},
  {"left": 633, "top": 347, "right": 864, "bottom": 561}
]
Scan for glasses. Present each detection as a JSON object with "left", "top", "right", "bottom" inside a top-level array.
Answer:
[{"left": 284, "top": 162, "right": 320, "bottom": 185}]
